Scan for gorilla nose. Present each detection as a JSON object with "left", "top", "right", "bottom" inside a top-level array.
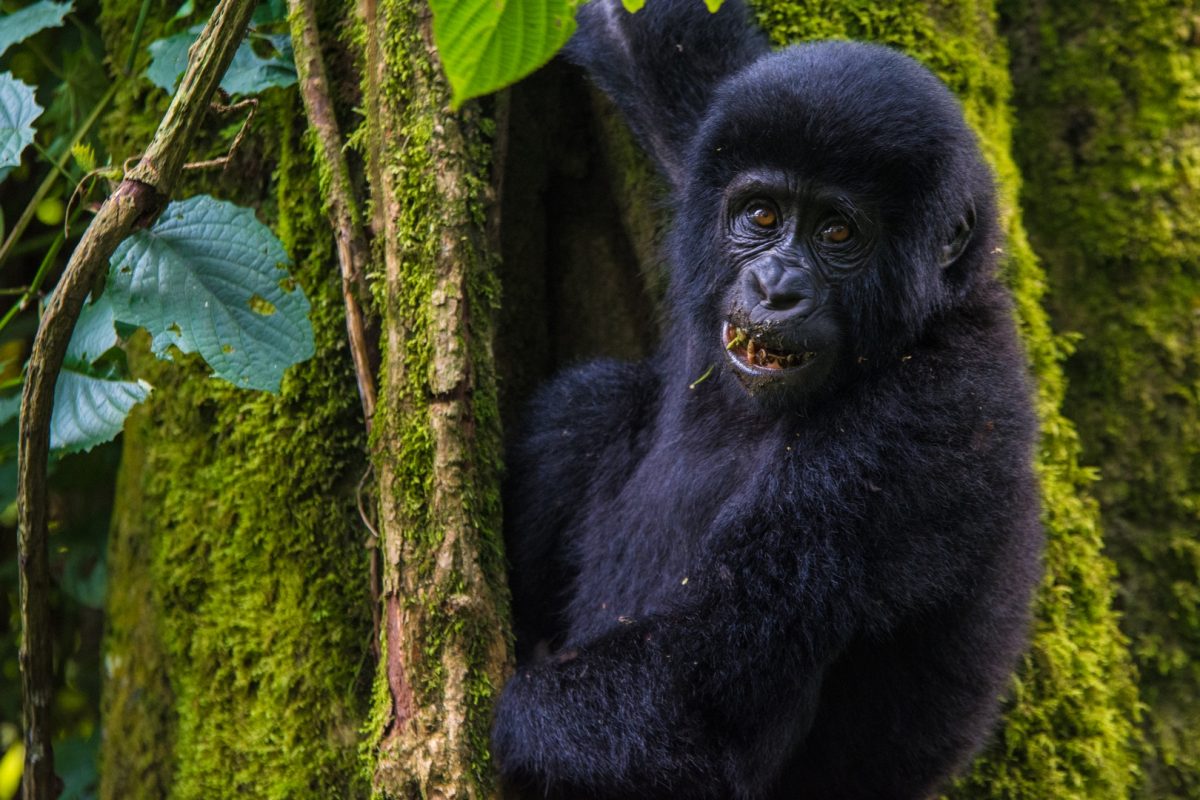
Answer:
[{"left": 743, "top": 267, "right": 814, "bottom": 321}]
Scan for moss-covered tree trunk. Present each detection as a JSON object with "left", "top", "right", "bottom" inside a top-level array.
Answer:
[
  {"left": 358, "top": 1, "right": 511, "bottom": 796},
  {"left": 97, "top": 0, "right": 1147, "bottom": 797},
  {"left": 1003, "top": 2, "right": 1200, "bottom": 795},
  {"left": 98, "top": 81, "right": 375, "bottom": 800}
]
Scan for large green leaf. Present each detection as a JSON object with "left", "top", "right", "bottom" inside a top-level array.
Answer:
[
  {"left": 45, "top": 292, "right": 147, "bottom": 454},
  {"left": 0, "top": 0, "right": 72, "bottom": 58},
  {"left": 0, "top": 73, "right": 42, "bottom": 171},
  {"left": 146, "top": 25, "right": 296, "bottom": 95},
  {"left": 430, "top": 0, "right": 577, "bottom": 108},
  {"left": 107, "top": 195, "right": 314, "bottom": 391}
]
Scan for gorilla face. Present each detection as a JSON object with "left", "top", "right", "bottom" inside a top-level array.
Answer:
[
  {"left": 682, "top": 42, "right": 991, "bottom": 403},
  {"left": 718, "top": 168, "right": 875, "bottom": 397}
]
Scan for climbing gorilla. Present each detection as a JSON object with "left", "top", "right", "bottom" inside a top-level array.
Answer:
[{"left": 491, "top": 1, "right": 1042, "bottom": 798}]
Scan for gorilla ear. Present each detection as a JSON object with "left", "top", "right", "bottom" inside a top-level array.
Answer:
[{"left": 940, "top": 204, "right": 976, "bottom": 269}]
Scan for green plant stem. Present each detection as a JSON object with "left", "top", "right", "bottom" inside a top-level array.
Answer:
[
  {"left": 30, "top": 141, "right": 75, "bottom": 184},
  {"left": 0, "top": 201, "right": 86, "bottom": 339},
  {"left": 125, "top": 0, "right": 154, "bottom": 75},
  {"left": 8, "top": 229, "right": 67, "bottom": 259},
  {"left": 0, "top": 233, "right": 66, "bottom": 338},
  {"left": 0, "top": 80, "right": 119, "bottom": 275}
]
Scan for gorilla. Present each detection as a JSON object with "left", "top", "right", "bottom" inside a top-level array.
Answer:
[{"left": 491, "top": 2, "right": 1042, "bottom": 798}]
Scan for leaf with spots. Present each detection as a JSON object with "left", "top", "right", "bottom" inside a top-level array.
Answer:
[{"left": 107, "top": 195, "right": 314, "bottom": 392}]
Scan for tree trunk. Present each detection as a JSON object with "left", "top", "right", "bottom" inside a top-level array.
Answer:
[
  {"left": 1003, "top": 1, "right": 1200, "bottom": 795},
  {"left": 96, "top": 0, "right": 1145, "bottom": 797},
  {"left": 358, "top": 1, "right": 511, "bottom": 796}
]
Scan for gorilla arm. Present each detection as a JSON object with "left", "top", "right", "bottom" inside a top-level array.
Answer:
[
  {"left": 492, "top": 522, "right": 854, "bottom": 800},
  {"left": 503, "top": 359, "right": 656, "bottom": 657}
]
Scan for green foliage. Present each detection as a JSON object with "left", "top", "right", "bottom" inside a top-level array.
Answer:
[
  {"left": 66, "top": 291, "right": 119, "bottom": 364},
  {"left": 0, "top": 0, "right": 72, "bottom": 58},
  {"left": 108, "top": 195, "right": 314, "bottom": 392},
  {"left": 145, "top": 24, "right": 296, "bottom": 95},
  {"left": 429, "top": 0, "right": 577, "bottom": 108},
  {"left": 0, "top": 72, "right": 41, "bottom": 171},
  {"left": 1002, "top": 0, "right": 1200, "bottom": 795},
  {"left": 752, "top": 1, "right": 1140, "bottom": 797}
]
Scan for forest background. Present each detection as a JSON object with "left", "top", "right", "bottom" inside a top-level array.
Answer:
[{"left": 0, "top": 0, "right": 1196, "bottom": 798}]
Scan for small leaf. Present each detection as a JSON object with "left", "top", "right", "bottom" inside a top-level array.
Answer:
[
  {"left": 703, "top": 0, "right": 723, "bottom": 10},
  {"left": 251, "top": 0, "right": 287, "bottom": 26},
  {"left": 0, "top": 0, "right": 73, "bottom": 58},
  {"left": 50, "top": 370, "right": 151, "bottom": 454},
  {"left": 146, "top": 25, "right": 296, "bottom": 95},
  {"left": 70, "top": 141, "right": 96, "bottom": 172},
  {"left": 0, "top": 742, "right": 23, "bottom": 800},
  {"left": 60, "top": 546, "right": 106, "bottom": 609},
  {"left": 0, "top": 73, "right": 43, "bottom": 171},
  {"left": 219, "top": 35, "right": 297, "bottom": 95},
  {"left": 172, "top": 0, "right": 194, "bottom": 20},
  {"left": 430, "top": 0, "right": 577, "bottom": 109},
  {"left": 54, "top": 733, "right": 99, "bottom": 800},
  {"left": 107, "top": 195, "right": 315, "bottom": 392},
  {"left": 620, "top": 0, "right": 645, "bottom": 10}
]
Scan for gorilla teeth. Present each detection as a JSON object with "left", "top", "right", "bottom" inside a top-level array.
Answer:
[{"left": 725, "top": 323, "right": 814, "bottom": 371}]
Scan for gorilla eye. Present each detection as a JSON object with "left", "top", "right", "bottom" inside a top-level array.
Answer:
[
  {"left": 820, "top": 222, "right": 852, "bottom": 244},
  {"left": 746, "top": 203, "right": 778, "bottom": 229}
]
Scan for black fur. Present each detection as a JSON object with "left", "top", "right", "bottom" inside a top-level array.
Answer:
[{"left": 492, "top": 3, "right": 1042, "bottom": 798}]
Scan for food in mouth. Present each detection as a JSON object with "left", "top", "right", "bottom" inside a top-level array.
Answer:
[{"left": 723, "top": 322, "right": 816, "bottom": 370}]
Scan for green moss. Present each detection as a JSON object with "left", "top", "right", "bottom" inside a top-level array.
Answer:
[
  {"left": 100, "top": 421, "right": 177, "bottom": 800},
  {"left": 1002, "top": 1, "right": 1200, "bottom": 795},
  {"left": 752, "top": 2, "right": 1140, "bottom": 797}
]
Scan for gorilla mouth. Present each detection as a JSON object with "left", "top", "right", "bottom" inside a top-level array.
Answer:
[{"left": 722, "top": 321, "right": 817, "bottom": 372}]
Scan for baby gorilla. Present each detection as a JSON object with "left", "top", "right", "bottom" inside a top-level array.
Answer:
[{"left": 492, "top": 2, "right": 1042, "bottom": 798}]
